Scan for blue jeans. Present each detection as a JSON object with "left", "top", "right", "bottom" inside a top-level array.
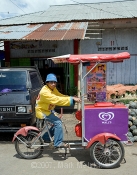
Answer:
[{"left": 42, "top": 113, "right": 63, "bottom": 147}]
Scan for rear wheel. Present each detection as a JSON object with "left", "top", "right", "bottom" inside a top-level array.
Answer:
[
  {"left": 90, "top": 139, "right": 125, "bottom": 169},
  {"left": 15, "top": 131, "right": 43, "bottom": 159}
]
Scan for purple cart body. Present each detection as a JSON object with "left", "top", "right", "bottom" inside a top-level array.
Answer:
[{"left": 84, "top": 104, "right": 128, "bottom": 141}]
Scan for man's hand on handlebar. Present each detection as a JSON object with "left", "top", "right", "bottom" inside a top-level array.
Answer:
[{"left": 73, "top": 96, "right": 81, "bottom": 103}]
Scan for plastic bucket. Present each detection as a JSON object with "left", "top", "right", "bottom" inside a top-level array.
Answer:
[
  {"left": 75, "top": 122, "right": 82, "bottom": 137},
  {"left": 75, "top": 110, "right": 82, "bottom": 121}
]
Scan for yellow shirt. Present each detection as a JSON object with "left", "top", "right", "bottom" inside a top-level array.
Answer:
[{"left": 35, "top": 85, "right": 73, "bottom": 119}]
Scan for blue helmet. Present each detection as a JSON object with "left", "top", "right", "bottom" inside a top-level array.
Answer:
[{"left": 46, "top": 73, "right": 57, "bottom": 82}]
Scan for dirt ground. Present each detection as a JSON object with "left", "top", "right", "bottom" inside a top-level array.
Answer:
[{"left": 61, "top": 112, "right": 81, "bottom": 141}]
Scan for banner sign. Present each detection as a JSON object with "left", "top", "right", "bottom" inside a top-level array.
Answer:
[{"left": 86, "top": 63, "right": 106, "bottom": 102}]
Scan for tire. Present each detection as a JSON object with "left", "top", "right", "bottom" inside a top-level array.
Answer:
[
  {"left": 15, "top": 131, "right": 43, "bottom": 159},
  {"left": 90, "top": 138, "right": 125, "bottom": 169}
]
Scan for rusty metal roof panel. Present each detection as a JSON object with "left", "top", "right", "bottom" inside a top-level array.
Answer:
[
  {"left": 23, "top": 22, "right": 87, "bottom": 40},
  {"left": 0, "top": 22, "right": 88, "bottom": 41},
  {"left": 40, "top": 30, "right": 68, "bottom": 40},
  {"left": 63, "top": 29, "right": 85, "bottom": 40},
  {"left": 0, "top": 24, "right": 42, "bottom": 40},
  {"left": 0, "top": 1, "right": 137, "bottom": 26},
  {"left": 24, "top": 30, "right": 67, "bottom": 40},
  {"left": 23, "top": 24, "right": 55, "bottom": 40}
]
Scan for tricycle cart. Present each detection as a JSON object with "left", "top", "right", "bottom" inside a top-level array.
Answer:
[{"left": 12, "top": 52, "right": 130, "bottom": 169}]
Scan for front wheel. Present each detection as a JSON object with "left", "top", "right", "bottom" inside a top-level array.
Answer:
[
  {"left": 90, "top": 138, "right": 125, "bottom": 169},
  {"left": 15, "top": 131, "right": 43, "bottom": 159}
]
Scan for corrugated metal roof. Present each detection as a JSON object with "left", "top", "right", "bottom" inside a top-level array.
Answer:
[
  {"left": 0, "top": 22, "right": 87, "bottom": 41},
  {"left": 0, "top": 0, "right": 137, "bottom": 26},
  {"left": 0, "top": 24, "right": 42, "bottom": 40}
]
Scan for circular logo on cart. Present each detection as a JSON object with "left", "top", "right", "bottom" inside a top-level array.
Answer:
[{"left": 99, "top": 112, "right": 114, "bottom": 121}]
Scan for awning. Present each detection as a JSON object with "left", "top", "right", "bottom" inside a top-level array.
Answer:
[{"left": 48, "top": 52, "right": 130, "bottom": 64}]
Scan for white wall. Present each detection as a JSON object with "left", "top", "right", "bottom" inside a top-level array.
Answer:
[
  {"left": 80, "top": 28, "right": 137, "bottom": 85},
  {"left": 10, "top": 40, "right": 74, "bottom": 58}
]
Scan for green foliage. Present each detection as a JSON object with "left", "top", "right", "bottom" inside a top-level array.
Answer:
[
  {"left": 110, "top": 94, "right": 115, "bottom": 99},
  {"left": 126, "top": 91, "right": 130, "bottom": 95},
  {"left": 118, "top": 99, "right": 137, "bottom": 104},
  {"left": 67, "top": 86, "right": 78, "bottom": 96}
]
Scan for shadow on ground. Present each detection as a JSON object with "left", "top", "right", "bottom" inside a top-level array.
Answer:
[{"left": 0, "top": 132, "right": 14, "bottom": 142}]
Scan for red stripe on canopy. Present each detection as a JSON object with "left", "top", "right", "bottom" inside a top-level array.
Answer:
[
  {"left": 48, "top": 52, "right": 130, "bottom": 64},
  {"left": 68, "top": 52, "right": 130, "bottom": 63}
]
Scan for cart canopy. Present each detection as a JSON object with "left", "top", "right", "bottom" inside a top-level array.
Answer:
[{"left": 48, "top": 52, "right": 130, "bottom": 64}]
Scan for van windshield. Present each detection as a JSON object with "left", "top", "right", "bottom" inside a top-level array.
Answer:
[{"left": 0, "top": 71, "right": 27, "bottom": 92}]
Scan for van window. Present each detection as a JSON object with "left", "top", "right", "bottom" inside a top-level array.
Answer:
[
  {"left": 0, "top": 71, "right": 27, "bottom": 92},
  {"left": 29, "top": 71, "right": 42, "bottom": 90}
]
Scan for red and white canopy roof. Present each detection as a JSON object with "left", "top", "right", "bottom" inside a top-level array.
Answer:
[{"left": 48, "top": 52, "right": 130, "bottom": 64}]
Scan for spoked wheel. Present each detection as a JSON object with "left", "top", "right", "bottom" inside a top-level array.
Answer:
[
  {"left": 15, "top": 131, "right": 43, "bottom": 159},
  {"left": 90, "top": 139, "right": 125, "bottom": 169}
]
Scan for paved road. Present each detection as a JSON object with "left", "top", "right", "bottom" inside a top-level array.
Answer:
[
  {"left": 0, "top": 113, "right": 137, "bottom": 175},
  {"left": 0, "top": 139, "right": 137, "bottom": 175}
]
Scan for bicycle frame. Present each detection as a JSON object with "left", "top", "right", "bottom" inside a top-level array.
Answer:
[
  {"left": 12, "top": 120, "right": 53, "bottom": 147},
  {"left": 13, "top": 117, "right": 84, "bottom": 150}
]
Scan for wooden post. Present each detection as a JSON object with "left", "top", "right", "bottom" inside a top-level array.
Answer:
[
  {"left": 73, "top": 39, "right": 81, "bottom": 110},
  {"left": 77, "top": 63, "right": 81, "bottom": 110},
  {"left": 4, "top": 41, "right": 10, "bottom": 67},
  {"left": 77, "top": 40, "right": 81, "bottom": 110}
]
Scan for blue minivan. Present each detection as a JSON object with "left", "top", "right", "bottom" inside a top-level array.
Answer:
[{"left": 0, "top": 66, "right": 44, "bottom": 132}]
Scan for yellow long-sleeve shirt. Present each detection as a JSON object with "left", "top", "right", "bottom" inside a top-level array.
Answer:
[{"left": 35, "top": 85, "right": 73, "bottom": 119}]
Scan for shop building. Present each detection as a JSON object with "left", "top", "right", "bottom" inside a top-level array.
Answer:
[{"left": 0, "top": 1, "right": 137, "bottom": 94}]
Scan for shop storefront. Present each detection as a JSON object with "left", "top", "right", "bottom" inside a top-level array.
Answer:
[{"left": 3, "top": 40, "right": 79, "bottom": 95}]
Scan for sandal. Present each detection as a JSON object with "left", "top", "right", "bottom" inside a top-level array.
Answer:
[{"left": 55, "top": 142, "right": 68, "bottom": 148}]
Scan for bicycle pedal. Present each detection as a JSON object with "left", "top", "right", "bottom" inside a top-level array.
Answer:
[{"left": 123, "top": 140, "right": 133, "bottom": 146}]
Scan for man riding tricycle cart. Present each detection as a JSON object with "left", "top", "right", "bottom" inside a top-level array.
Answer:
[{"left": 12, "top": 52, "right": 130, "bottom": 169}]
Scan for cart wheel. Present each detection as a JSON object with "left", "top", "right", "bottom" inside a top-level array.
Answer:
[
  {"left": 90, "top": 138, "right": 125, "bottom": 169},
  {"left": 15, "top": 131, "right": 43, "bottom": 159}
]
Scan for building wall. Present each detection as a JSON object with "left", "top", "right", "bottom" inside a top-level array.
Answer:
[
  {"left": 10, "top": 40, "right": 73, "bottom": 58},
  {"left": 9, "top": 40, "right": 74, "bottom": 94},
  {"left": 9, "top": 27, "right": 137, "bottom": 86},
  {"left": 81, "top": 28, "right": 137, "bottom": 85}
]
